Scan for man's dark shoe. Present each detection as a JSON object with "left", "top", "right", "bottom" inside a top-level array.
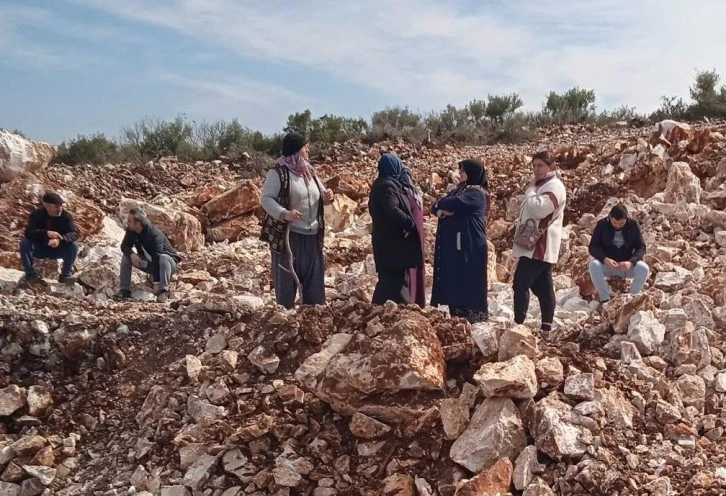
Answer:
[
  {"left": 156, "top": 290, "right": 169, "bottom": 303},
  {"left": 58, "top": 275, "right": 78, "bottom": 285},
  {"left": 113, "top": 289, "right": 132, "bottom": 300}
]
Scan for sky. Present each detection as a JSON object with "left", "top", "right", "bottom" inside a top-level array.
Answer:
[{"left": 1, "top": 0, "right": 726, "bottom": 144}]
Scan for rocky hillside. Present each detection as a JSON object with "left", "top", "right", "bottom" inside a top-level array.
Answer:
[{"left": 0, "top": 120, "right": 725, "bottom": 495}]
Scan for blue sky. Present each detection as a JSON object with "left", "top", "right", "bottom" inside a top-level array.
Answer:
[{"left": 1, "top": 0, "right": 725, "bottom": 144}]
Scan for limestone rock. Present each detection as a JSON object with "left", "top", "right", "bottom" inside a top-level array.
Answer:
[
  {"left": 440, "top": 398, "right": 470, "bottom": 441},
  {"left": 595, "top": 387, "right": 636, "bottom": 429},
  {"left": 26, "top": 385, "right": 52, "bottom": 416},
  {"left": 535, "top": 357, "right": 564, "bottom": 390},
  {"left": 664, "top": 162, "right": 701, "bottom": 204},
  {"left": 471, "top": 323, "right": 499, "bottom": 359},
  {"left": 450, "top": 397, "right": 526, "bottom": 473},
  {"left": 0, "top": 482, "right": 21, "bottom": 496},
  {"left": 655, "top": 400, "right": 682, "bottom": 425},
  {"left": 382, "top": 473, "right": 415, "bottom": 496},
  {"left": 160, "top": 487, "right": 191, "bottom": 496},
  {"left": 308, "top": 313, "right": 445, "bottom": 416},
  {"left": 474, "top": 355, "right": 538, "bottom": 399},
  {"left": 0, "top": 130, "right": 56, "bottom": 183},
  {"left": 654, "top": 120, "right": 692, "bottom": 143},
  {"left": 119, "top": 198, "right": 203, "bottom": 252},
  {"left": 0, "top": 385, "right": 26, "bottom": 416},
  {"left": 498, "top": 325, "right": 538, "bottom": 361},
  {"left": 11, "top": 435, "right": 46, "bottom": 456},
  {"left": 627, "top": 310, "right": 665, "bottom": 355},
  {"left": 620, "top": 342, "right": 642, "bottom": 363},
  {"left": 182, "top": 454, "right": 217, "bottom": 489},
  {"left": 603, "top": 293, "right": 657, "bottom": 334},
  {"left": 21, "top": 465, "right": 56, "bottom": 486},
  {"left": 564, "top": 373, "right": 595, "bottom": 401},
  {"left": 528, "top": 393, "right": 593, "bottom": 460},
  {"left": 349, "top": 413, "right": 391, "bottom": 439},
  {"left": 522, "top": 478, "right": 556, "bottom": 496},
  {"left": 513, "top": 446, "right": 539, "bottom": 490},
  {"left": 0, "top": 267, "right": 24, "bottom": 292},
  {"left": 295, "top": 333, "right": 353, "bottom": 387},
  {"left": 202, "top": 180, "right": 260, "bottom": 224},
  {"left": 454, "top": 457, "right": 513, "bottom": 496},
  {"left": 136, "top": 386, "right": 171, "bottom": 428},
  {"left": 324, "top": 194, "right": 358, "bottom": 232},
  {"left": 676, "top": 374, "right": 706, "bottom": 411},
  {"left": 53, "top": 326, "right": 96, "bottom": 361},
  {"left": 187, "top": 395, "right": 226, "bottom": 423},
  {"left": 206, "top": 216, "right": 249, "bottom": 243},
  {"left": 185, "top": 355, "right": 202, "bottom": 381},
  {"left": 248, "top": 346, "right": 280, "bottom": 374},
  {"left": 324, "top": 174, "right": 370, "bottom": 201}
]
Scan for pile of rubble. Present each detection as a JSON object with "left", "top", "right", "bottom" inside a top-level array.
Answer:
[{"left": 0, "top": 120, "right": 725, "bottom": 495}]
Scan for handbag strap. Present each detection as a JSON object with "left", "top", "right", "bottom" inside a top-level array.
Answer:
[{"left": 517, "top": 183, "right": 557, "bottom": 233}]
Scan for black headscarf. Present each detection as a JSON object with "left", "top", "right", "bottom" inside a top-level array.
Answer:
[{"left": 459, "top": 159, "right": 489, "bottom": 189}]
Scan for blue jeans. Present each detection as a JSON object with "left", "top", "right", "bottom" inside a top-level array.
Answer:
[
  {"left": 588, "top": 259, "right": 649, "bottom": 302},
  {"left": 119, "top": 253, "right": 177, "bottom": 292},
  {"left": 19, "top": 238, "right": 79, "bottom": 278}
]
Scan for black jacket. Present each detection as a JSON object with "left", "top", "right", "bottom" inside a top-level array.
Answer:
[
  {"left": 24, "top": 208, "right": 79, "bottom": 244},
  {"left": 121, "top": 224, "right": 181, "bottom": 263},
  {"left": 368, "top": 176, "right": 423, "bottom": 272},
  {"left": 589, "top": 217, "right": 646, "bottom": 264}
]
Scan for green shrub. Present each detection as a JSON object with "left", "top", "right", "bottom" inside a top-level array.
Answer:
[
  {"left": 55, "top": 133, "right": 119, "bottom": 165},
  {"left": 121, "top": 115, "right": 194, "bottom": 162},
  {"left": 543, "top": 86, "right": 596, "bottom": 122}
]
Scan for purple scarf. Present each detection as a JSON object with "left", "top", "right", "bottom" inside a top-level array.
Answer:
[
  {"left": 276, "top": 153, "right": 313, "bottom": 184},
  {"left": 535, "top": 171, "right": 557, "bottom": 187}
]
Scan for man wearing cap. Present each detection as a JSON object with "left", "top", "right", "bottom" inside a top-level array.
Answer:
[{"left": 19, "top": 192, "right": 80, "bottom": 286}]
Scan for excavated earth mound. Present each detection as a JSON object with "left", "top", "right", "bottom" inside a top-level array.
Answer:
[{"left": 1, "top": 121, "right": 726, "bottom": 495}]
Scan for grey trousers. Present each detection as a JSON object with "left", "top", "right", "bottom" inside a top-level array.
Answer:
[
  {"left": 120, "top": 253, "right": 177, "bottom": 291},
  {"left": 271, "top": 232, "right": 325, "bottom": 309}
]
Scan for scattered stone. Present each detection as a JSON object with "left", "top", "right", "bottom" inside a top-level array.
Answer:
[
  {"left": 454, "top": 457, "right": 513, "bottom": 496},
  {"left": 627, "top": 310, "right": 665, "bottom": 355},
  {"left": 498, "top": 325, "right": 538, "bottom": 361},
  {"left": 0, "top": 385, "right": 26, "bottom": 416},
  {"left": 513, "top": 446, "right": 539, "bottom": 490},
  {"left": 528, "top": 393, "right": 594, "bottom": 460},
  {"left": 26, "top": 385, "right": 52, "bottom": 416},
  {"left": 349, "top": 413, "right": 391, "bottom": 439},
  {"left": 535, "top": 357, "right": 564, "bottom": 389},
  {"left": 248, "top": 346, "right": 281, "bottom": 374},
  {"left": 440, "top": 398, "right": 470, "bottom": 441},
  {"left": 450, "top": 397, "right": 526, "bottom": 473},
  {"left": 474, "top": 355, "right": 538, "bottom": 399},
  {"left": 564, "top": 373, "right": 595, "bottom": 401}
]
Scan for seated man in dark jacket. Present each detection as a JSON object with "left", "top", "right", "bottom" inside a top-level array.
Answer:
[
  {"left": 588, "top": 204, "right": 649, "bottom": 302},
  {"left": 113, "top": 207, "right": 181, "bottom": 303},
  {"left": 19, "top": 192, "right": 79, "bottom": 286}
]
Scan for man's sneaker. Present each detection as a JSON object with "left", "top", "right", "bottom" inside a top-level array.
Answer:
[
  {"left": 156, "top": 290, "right": 169, "bottom": 303},
  {"left": 20, "top": 273, "right": 42, "bottom": 288},
  {"left": 58, "top": 275, "right": 78, "bottom": 285},
  {"left": 113, "top": 289, "right": 132, "bottom": 300}
]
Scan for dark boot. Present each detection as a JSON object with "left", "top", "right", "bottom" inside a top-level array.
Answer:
[{"left": 113, "top": 289, "right": 132, "bottom": 300}]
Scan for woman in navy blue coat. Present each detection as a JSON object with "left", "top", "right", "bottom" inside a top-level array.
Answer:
[{"left": 431, "top": 159, "right": 489, "bottom": 322}]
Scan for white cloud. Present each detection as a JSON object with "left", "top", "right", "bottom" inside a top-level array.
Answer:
[
  {"left": 152, "top": 70, "right": 317, "bottom": 132},
  {"left": 23, "top": 0, "right": 726, "bottom": 113}
]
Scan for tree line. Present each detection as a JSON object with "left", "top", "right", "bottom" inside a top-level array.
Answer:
[{"left": 29, "top": 69, "right": 726, "bottom": 166}]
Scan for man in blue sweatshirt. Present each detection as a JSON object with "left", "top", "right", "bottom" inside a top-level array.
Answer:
[
  {"left": 588, "top": 204, "right": 649, "bottom": 303},
  {"left": 19, "top": 192, "right": 79, "bottom": 286}
]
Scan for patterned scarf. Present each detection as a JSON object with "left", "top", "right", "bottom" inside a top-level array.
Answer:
[
  {"left": 535, "top": 171, "right": 557, "bottom": 187},
  {"left": 276, "top": 153, "right": 313, "bottom": 184}
]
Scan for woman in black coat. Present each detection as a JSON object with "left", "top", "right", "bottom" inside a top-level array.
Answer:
[
  {"left": 431, "top": 159, "right": 489, "bottom": 322},
  {"left": 368, "top": 153, "right": 424, "bottom": 304}
]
